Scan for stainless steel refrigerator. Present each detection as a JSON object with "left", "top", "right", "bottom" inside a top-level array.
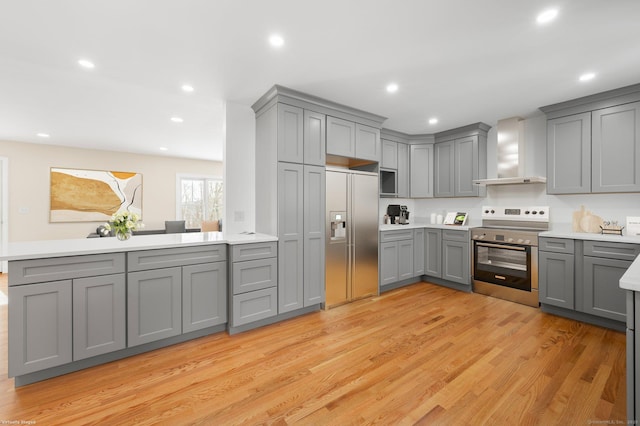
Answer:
[{"left": 325, "top": 168, "right": 379, "bottom": 308}]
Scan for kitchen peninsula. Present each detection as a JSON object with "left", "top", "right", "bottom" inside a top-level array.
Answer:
[{"left": 1, "top": 231, "right": 280, "bottom": 386}]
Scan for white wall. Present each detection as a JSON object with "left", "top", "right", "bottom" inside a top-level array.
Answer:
[
  {"left": 380, "top": 114, "right": 640, "bottom": 233},
  {"left": 223, "top": 101, "right": 256, "bottom": 234},
  {"left": 1, "top": 140, "right": 222, "bottom": 241}
]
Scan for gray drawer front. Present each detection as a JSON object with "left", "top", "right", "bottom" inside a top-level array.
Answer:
[
  {"left": 539, "top": 237, "right": 575, "bottom": 254},
  {"left": 584, "top": 240, "right": 640, "bottom": 261},
  {"left": 231, "top": 242, "right": 277, "bottom": 262},
  {"left": 8, "top": 253, "right": 125, "bottom": 286},
  {"left": 380, "top": 230, "right": 414, "bottom": 242},
  {"left": 128, "top": 245, "right": 227, "bottom": 271},
  {"left": 442, "top": 229, "right": 469, "bottom": 242},
  {"left": 232, "top": 287, "right": 277, "bottom": 327},
  {"left": 233, "top": 257, "right": 277, "bottom": 295}
]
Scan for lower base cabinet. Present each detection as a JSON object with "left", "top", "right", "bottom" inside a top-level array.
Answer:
[
  {"left": 182, "top": 263, "right": 227, "bottom": 333},
  {"left": 380, "top": 229, "right": 414, "bottom": 289},
  {"left": 427, "top": 229, "right": 470, "bottom": 286},
  {"left": 583, "top": 256, "right": 630, "bottom": 322}
]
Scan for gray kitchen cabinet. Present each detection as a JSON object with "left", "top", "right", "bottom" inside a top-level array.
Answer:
[
  {"left": 397, "top": 143, "right": 409, "bottom": 198},
  {"left": 73, "top": 274, "right": 126, "bottom": 361},
  {"left": 182, "top": 262, "right": 227, "bottom": 333},
  {"left": 546, "top": 112, "right": 591, "bottom": 194},
  {"left": 380, "top": 241, "right": 399, "bottom": 286},
  {"left": 278, "top": 162, "right": 304, "bottom": 313},
  {"left": 356, "top": 123, "right": 381, "bottom": 161},
  {"left": 303, "top": 165, "right": 326, "bottom": 306},
  {"left": 413, "top": 228, "right": 425, "bottom": 276},
  {"left": 424, "top": 228, "right": 442, "bottom": 278},
  {"left": 538, "top": 250, "right": 575, "bottom": 309},
  {"left": 442, "top": 239, "right": 470, "bottom": 285},
  {"left": 8, "top": 280, "right": 72, "bottom": 377},
  {"left": 229, "top": 242, "right": 278, "bottom": 329},
  {"left": 277, "top": 103, "right": 304, "bottom": 164},
  {"left": 583, "top": 256, "right": 630, "bottom": 322},
  {"left": 410, "top": 144, "right": 434, "bottom": 198},
  {"left": 434, "top": 140, "right": 454, "bottom": 197},
  {"left": 326, "top": 116, "right": 356, "bottom": 157},
  {"left": 127, "top": 267, "right": 182, "bottom": 347},
  {"left": 382, "top": 139, "right": 398, "bottom": 169},
  {"left": 303, "top": 110, "right": 326, "bottom": 166},
  {"left": 398, "top": 239, "right": 415, "bottom": 281},
  {"left": 592, "top": 101, "right": 640, "bottom": 193}
]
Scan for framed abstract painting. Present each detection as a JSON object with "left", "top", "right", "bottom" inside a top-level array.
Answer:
[{"left": 50, "top": 168, "right": 142, "bottom": 222}]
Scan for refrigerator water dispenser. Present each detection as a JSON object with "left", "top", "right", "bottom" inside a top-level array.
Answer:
[{"left": 330, "top": 211, "right": 347, "bottom": 240}]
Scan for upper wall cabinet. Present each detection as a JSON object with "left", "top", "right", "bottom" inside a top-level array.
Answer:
[
  {"left": 410, "top": 144, "right": 434, "bottom": 198},
  {"left": 396, "top": 143, "right": 409, "bottom": 198},
  {"left": 304, "top": 110, "right": 326, "bottom": 166},
  {"left": 381, "top": 139, "right": 398, "bottom": 169},
  {"left": 541, "top": 84, "right": 640, "bottom": 194},
  {"left": 277, "top": 104, "right": 304, "bottom": 164},
  {"left": 326, "top": 117, "right": 381, "bottom": 162},
  {"left": 433, "top": 124, "right": 488, "bottom": 198}
]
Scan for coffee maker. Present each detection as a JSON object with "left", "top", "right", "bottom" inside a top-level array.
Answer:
[
  {"left": 386, "top": 204, "right": 401, "bottom": 224},
  {"left": 398, "top": 205, "right": 410, "bottom": 224}
]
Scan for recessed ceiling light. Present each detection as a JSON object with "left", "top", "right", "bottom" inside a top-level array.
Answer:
[
  {"left": 579, "top": 72, "right": 596, "bottom": 82},
  {"left": 36, "top": 132, "right": 50, "bottom": 138},
  {"left": 428, "top": 118, "right": 438, "bottom": 125},
  {"left": 159, "top": 147, "right": 168, "bottom": 151},
  {"left": 170, "top": 117, "right": 184, "bottom": 123},
  {"left": 77, "top": 59, "right": 95, "bottom": 69},
  {"left": 269, "top": 34, "right": 284, "bottom": 48},
  {"left": 386, "top": 83, "right": 399, "bottom": 93},
  {"left": 536, "top": 8, "right": 558, "bottom": 24},
  {"left": 181, "top": 84, "right": 194, "bottom": 93}
]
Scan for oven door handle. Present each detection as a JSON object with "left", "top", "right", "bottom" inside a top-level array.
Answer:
[{"left": 475, "top": 242, "right": 527, "bottom": 251}]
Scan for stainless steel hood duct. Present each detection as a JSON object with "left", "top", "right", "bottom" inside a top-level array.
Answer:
[{"left": 473, "top": 117, "right": 546, "bottom": 186}]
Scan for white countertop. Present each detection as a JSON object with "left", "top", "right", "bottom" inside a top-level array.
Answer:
[
  {"left": 540, "top": 227, "right": 640, "bottom": 244},
  {"left": 621, "top": 254, "right": 640, "bottom": 291},
  {"left": 380, "top": 223, "right": 473, "bottom": 232},
  {"left": 0, "top": 232, "right": 278, "bottom": 261}
]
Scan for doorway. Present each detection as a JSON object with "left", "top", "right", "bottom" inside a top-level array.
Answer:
[{"left": 0, "top": 157, "right": 7, "bottom": 273}]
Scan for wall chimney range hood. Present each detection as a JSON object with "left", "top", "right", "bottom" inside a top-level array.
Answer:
[{"left": 473, "top": 117, "right": 546, "bottom": 186}]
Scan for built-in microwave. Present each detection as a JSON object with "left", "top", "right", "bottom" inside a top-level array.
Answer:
[{"left": 379, "top": 168, "right": 397, "bottom": 197}]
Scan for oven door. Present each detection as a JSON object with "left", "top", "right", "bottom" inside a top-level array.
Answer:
[{"left": 473, "top": 241, "right": 531, "bottom": 291}]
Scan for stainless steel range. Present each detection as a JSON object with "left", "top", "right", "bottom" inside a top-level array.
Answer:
[{"left": 472, "top": 206, "right": 550, "bottom": 307}]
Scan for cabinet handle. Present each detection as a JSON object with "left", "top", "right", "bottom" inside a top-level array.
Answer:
[
  {"left": 476, "top": 242, "right": 526, "bottom": 251},
  {"left": 494, "top": 275, "right": 507, "bottom": 280}
]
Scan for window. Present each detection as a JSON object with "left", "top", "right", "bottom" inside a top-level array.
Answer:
[{"left": 177, "top": 175, "right": 223, "bottom": 229}]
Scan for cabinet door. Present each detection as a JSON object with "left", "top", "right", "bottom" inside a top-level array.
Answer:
[
  {"left": 277, "top": 104, "right": 304, "bottom": 163},
  {"left": 583, "top": 256, "right": 630, "bottom": 321},
  {"left": 413, "top": 228, "right": 425, "bottom": 277},
  {"left": 397, "top": 143, "right": 409, "bottom": 198},
  {"left": 442, "top": 241, "right": 470, "bottom": 285},
  {"left": 434, "top": 141, "right": 455, "bottom": 197},
  {"left": 8, "top": 280, "right": 72, "bottom": 377},
  {"left": 356, "top": 124, "right": 381, "bottom": 161},
  {"left": 304, "top": 165, "right": 326, "bottom": 307},
  {"left": 278, "top": 162, "right": 304, "bottom": 313},
  {"left": 424, "top": 229, "right": 442, "bottom": 278},
  {"left": 381, "top": 140, "right": 398, "bottom": 169},
  {"left": 380, "top": 241, "right": 399, "bottom": 287},
  {"left": 455, "top": 136, "right": 479, "bottom": 197},
  {"left": 326, "top": 116, "right": 356, "bottom": 157},
  {"left": 538, "top": 251, "right": 574, "bottom": 309},
  {"left": 592, "top": 101, "right": 640, "bottom": 193},
  {"left": 182, "top": 262, "right": 227, "bottom": 333},
  {"left": 127, "top": 267, "right": 182, "bottom": 347},
  {"left": 547, "top": 113, "right": 591, "bottom": 194},
  {"left": 410, "top": 144, "right": 434, "bottom": 198},
  {"left": 398, "top": 239, "right": 414, "bottom": 281},
  {"left": 304, "top": 110, "right": 326, "bottom": 166},
  {"left": 73, "top": 274, "right": 126, "bottom": 361}
]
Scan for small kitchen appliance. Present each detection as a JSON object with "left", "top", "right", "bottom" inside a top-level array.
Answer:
[
  {"left": 386, "top": 204, "right": 401, "bottom": 224},
  {"left": 471, "top": 206, "right": 550, "bottom": 307},
  {"left": 398, "top": 206, "right": 410, "bottom": 225}
]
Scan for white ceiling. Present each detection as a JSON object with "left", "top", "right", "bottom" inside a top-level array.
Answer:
[{"left": 1, "top": 0, "right": 639, "bottom": 162}]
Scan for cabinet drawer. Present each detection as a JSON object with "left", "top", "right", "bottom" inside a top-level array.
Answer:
[
  {"left": 232, "top": 287, "right": 278, "bottom": 327},
  {"left": 8, "top": 253, "right": 125, "bottom": 286},
  {"left": 442, "top": 229, "right": 469, "bottom": 242},
  {"left": 380, "top": 229, "right": 414, "bottom": 242},
  {"left": 128, "top": 244, "right": 227, "bottom": 272},
  {"left": 231, "top": 242, "right": 277, "bottom": 262},
  {"left": 539, "top": 237, "right": 575, "bottom": 254},
  {"left": 584, "top": 241, "right": 640, "bottom": 261},
  {"left": 232, "top": 257, "right": 278, "bottom": 295}
]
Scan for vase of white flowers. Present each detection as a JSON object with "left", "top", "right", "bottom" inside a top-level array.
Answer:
[{"left": 104, "top": 211, "right": 143, "bottom": 241}]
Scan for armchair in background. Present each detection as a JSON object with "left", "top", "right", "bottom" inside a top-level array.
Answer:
[
  {"left": 165, "top": 220, "right": 186, "bottom": 234},
  {"left": 201, "top": 220, "right": 220, "bottom": 232}
]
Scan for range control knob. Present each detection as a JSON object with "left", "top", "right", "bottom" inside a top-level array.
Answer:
[
  {"left": 524, "top": 210, "right": 530, "bottom": 215},
  {"left": 531, "top": 211, "right": 538, "bottom": 215},
  {"left": 484, "top": 209, "right": 490, "bottom": 214},
  {"left": 539, "top": 210, "right": 545, "bottom": 215},
  {"left": 491, "top": 209, "right": 495, "bottom": 214}
]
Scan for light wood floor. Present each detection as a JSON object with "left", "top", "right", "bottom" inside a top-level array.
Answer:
[{"left": 0, "top": 274, "right": 627, "bottom": 425}]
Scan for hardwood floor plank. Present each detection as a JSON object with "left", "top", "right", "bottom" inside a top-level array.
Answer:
[{"left": 0, "top": 276, "right": 628, "bottom": 424}]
